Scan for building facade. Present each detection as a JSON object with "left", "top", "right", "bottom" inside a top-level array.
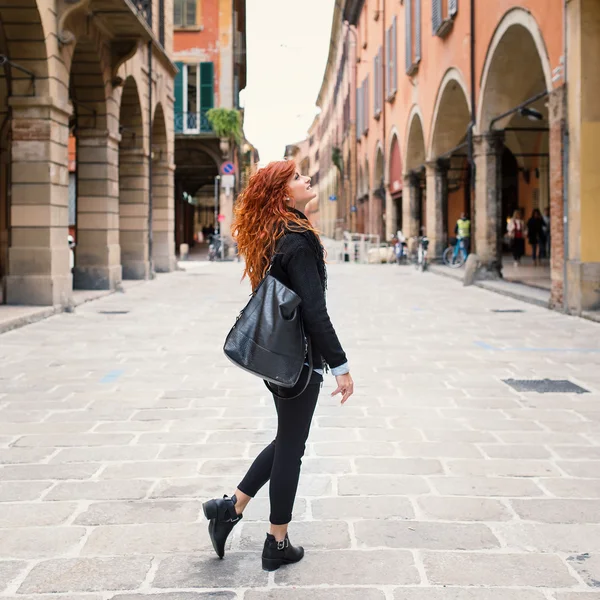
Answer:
[
  {"left": 315, "top": 2, "right": 357, "bottom": 239},
  {"left": 0, "top": 0, "right": 177, "bottom": 306},
  {"left": 303, "top": 0, "right": 599, "bottom": 316},
  {"left": 172, "top": 0, "right": 247, "bottom": 252}
]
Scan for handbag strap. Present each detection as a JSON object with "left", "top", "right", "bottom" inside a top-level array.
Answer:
[{"left": 264, "top": 335, "right": 314, "bottom": 400}]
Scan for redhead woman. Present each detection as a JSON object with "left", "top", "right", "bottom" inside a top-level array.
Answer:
[{"left": 202, "top": 160, "right": 353, "bottom": 571}]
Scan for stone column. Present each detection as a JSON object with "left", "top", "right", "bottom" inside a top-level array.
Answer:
[
  {"left": 425, "top": 158, "right": 449, "bottom": 260},
  {"left": 74, "top": 129, "right": 122, "bottom": 290},
  {"left": 548, "top": 87, "right": 566, "bottom": 309},
  {"left": 473, "top": 132, "right": 504, "bottom": 275},
  {"left": 402, "top": 172, "right": 421, "bottom": 252},
  {"left": 5, "top": 97, "right": 72, "bottom": 306},
  {"left": 119, "top": 148, "right": 150, "bottom": 279},
  {"left": 152, "top": 160, "right": 176, "bottom": 272}
]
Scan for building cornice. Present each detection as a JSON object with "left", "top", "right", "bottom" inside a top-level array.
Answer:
[{"left": 316, "top": 1, "right": 343, "bottom": 108}]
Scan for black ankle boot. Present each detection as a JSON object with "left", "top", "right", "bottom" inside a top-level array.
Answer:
[
  {"left": 202, "top": 494, "right": 242, "bottom": 559},
  {"left": 262, "top": 533, "right": 304, "bottom": 571}
]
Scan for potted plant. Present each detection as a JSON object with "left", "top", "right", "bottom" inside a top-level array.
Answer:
[{"left": 206, "top": 108, "right": 242, "bottom": 156}]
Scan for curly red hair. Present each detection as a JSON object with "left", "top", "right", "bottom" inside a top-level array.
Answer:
[{"left": 232, "top": 160, "right": 320, "bottom": 290}]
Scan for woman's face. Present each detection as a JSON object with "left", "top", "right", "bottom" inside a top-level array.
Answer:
[{"left": 287, "top": 169, "right": 317, "bottom": 208}]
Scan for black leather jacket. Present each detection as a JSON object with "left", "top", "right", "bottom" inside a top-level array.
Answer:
[{"left": 268, "top": 231, "right": 347, "bottom": 372}]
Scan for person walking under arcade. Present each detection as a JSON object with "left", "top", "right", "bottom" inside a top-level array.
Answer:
[
  {"left": 508, "top": 209, "right": 526, "bottom": 266},
  {"left": 454, "top": 212, "right": 471, "bottom": 256},
  {"left": 201, "top": 160, "right": 354, "bottom": 571}
]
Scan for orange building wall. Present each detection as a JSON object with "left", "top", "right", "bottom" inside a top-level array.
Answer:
[
  {"left": 353, "top": 0, "right": 563, "bottom": 239},
  {"left": 173, "top": 0, "right": 221, "bottom": 99}
]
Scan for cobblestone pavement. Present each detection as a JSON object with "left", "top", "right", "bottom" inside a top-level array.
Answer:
[{"left": 2, "top": 261, "right": 600, "bottom": 600}]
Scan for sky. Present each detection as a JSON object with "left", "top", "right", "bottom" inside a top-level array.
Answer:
[{"left": 240, "top": 0, "right": 336, "bottom": 165}]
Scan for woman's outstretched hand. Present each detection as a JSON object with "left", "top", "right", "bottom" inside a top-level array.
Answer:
[{"left": 332, "top": 373, "right": 354, "bottom": 405}]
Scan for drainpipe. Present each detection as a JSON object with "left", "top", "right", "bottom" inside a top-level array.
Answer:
[
  {"left": 562, "top": 0, "right": 569, "bottom": 313},
  {"left": 147, "top": 40, "right": 154, "bottom": 275},
  {"left": 381, "top": 0, "right": 386, "bottom": 240},
  {"left": 467, "top": 0, "right": 476, "bottom": 218}
]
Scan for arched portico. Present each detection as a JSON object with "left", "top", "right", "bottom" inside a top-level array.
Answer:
[
  {"left": 68, "top": 37, "right": 121, "bottom": 291},
  {"left": 388, "top": 132, "right": 403, "bottom": 239},
  {"left": 404, "top": 110, "right": 427, "bottom": 241},
  {"left": 118, "top": 76, "right": 149, "bottom": 279},
  {"left": 151, "top": 103, "right": 176, "bottom": 272},
  {"left": 2, "top": 4, "right": 72, "bottom": 305},
  {"left": 475, "top": 9, "right": 552, "bottom": 276},
  {"left": 372, "top": 143, "right": 385, "bottom": 239},
  {"left": 428, "top": 70, "right": 472, "bottom": 258}
]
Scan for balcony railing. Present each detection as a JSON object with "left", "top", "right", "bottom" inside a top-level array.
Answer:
[{"left": 175, "top": 112, "right": 213, "bottom": 134}]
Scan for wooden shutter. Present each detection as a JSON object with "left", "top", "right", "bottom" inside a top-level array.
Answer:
[
  {"left": 415, "top": 0, "right": 422, "bottom": 63},
  {"left": 405, "top": 0, "right": 412, "bottom": 73},
  {"left": 432, "top": 0, "right": 442, "bottom": 33},
  {"left": 356, "top": 85, "right": 362, "bottom": 139},
  {"left": 174, "top": 61, "right": 184, "bottom": 133},
  {"left": 379, "top": 46, "right": 384, "bottom": 106},
  {"left": 385, "top": 28, "right": 390, "bottom": 98},
  {"left": 365, "top": 75, "right": 369, "bottom": 132},
  {"left": 392, "top": 17, "right": 397, "bottom": 92},
  {"left": 185, "top": 0, "right": 196, "bottom": 26},
  {"left": 373, "top": 55, "right": 378, "bottom": 115},
  {"left": 449, "top": 0, "right": 458, "bottom": 17},
  {"left": 174, "top": 0, "right": 182, "bottom": 26},
  {"left": 200, "top": 62, "right": 214, "bottom": 126}
]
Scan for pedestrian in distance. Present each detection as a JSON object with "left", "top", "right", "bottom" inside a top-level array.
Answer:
[
  {"left": 527, "top": 208, "right": 546, "bottom": 266},
  {"left": 542, "top": 207, "right": 551, "bottom": 259},
  {"left": 454, "top": 212, "right": 471, "bottom": 256},
  {"left": 507, "top": 209, "right": 526, "bottom": 266},
  {"left": 202, "top": 159, "right": 354, "bottom": 571}
]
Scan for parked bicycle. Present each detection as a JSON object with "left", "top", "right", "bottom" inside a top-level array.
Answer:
[
  {"left": 411, "top": 235, "right": 429, "bottom": 272},
  {"left": 442, "top": 236, "right": 468, "bottom": 268}
]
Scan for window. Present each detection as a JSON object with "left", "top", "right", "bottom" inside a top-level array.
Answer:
[
  {"left": 405, "top": 0, "right": 421, "bottom": 75},
  {"left": 432, "top": 0, "right": 458, "bottom": 37},
  {"left": 356, "top": 76, "right": 370, "bottom": 138},
  {"left": 174, "top": 62, "right": 214, "bottom": 133},
  {"left": 174, "top": 0, "right": 198, "bottom": 27},
  {"left": 386, "top": 17, "right": 397, "bottom": 98},
  {"left": 374, "top": 47, "right": 383, "bottom": 117}
]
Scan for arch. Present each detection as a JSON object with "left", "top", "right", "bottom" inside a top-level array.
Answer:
[
  {"left": 119, "top": 77, "right": 149, "bottom": 280},
  {"left": 119, "top": 76, "right": 145, "bottom": 150},
  {"left": 69, "top": 37, "right": 116, "bottom": 291},
  {"left": 386, "top": 126, "right": 401, "bottom": 177},
  {"left": 0, "top": 3, "right": 49, "bottom": 95},
  {"left": 373, "top": 142, "right": 384, "bottom": 190},
  {"left": 68, "top": 38, "right": 109, "bottom": 130},
  {"left": 429, "top": 68, "right": 471, "bottom": 159},
  {"left": 151, "top": 102, "right": 175, "bottom": 272},
  {"left": 388, "top": 133, "right": 403, "bottom": 195},
  {"left": 477, "top": 8, "right": 552, "bottom": 131},
  {"left": 404, "top": 108, "right": 427, "bottom": 174}
]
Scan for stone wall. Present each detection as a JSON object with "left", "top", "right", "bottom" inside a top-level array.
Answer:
[{"left": 1, "top": 0, "right": 176, "bottom": 306}]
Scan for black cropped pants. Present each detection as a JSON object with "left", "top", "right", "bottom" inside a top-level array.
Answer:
[{"left": 237, "top": 369, "right": 322, "bottom": 525}]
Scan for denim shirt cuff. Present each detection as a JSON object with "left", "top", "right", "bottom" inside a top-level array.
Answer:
[{"left": 331, "top": 362, "right": 349, "bottom": 376}]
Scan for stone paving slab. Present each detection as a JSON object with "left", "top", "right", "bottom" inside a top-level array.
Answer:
[{"left": 1, "top": 262, "right": 600, "bottom": 596}]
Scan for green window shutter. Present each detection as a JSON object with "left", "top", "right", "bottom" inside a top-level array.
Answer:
[
  {"left": 174, "top": 61, "right": 184, "bottom": 132},
  {"left": 200, "top": 62, "right": 214, "bottom": 114},
  {"left": 200, "top": 62, "right": 214, "bottom": 131}
]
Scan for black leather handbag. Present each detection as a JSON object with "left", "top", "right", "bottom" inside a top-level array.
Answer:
[{"left": 223, "top": 271, "right": 313, "bottom": 400}]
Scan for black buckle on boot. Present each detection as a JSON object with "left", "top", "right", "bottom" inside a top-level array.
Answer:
[{"left": 277, "top": 538, "right": 288, "bottom": 550}]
